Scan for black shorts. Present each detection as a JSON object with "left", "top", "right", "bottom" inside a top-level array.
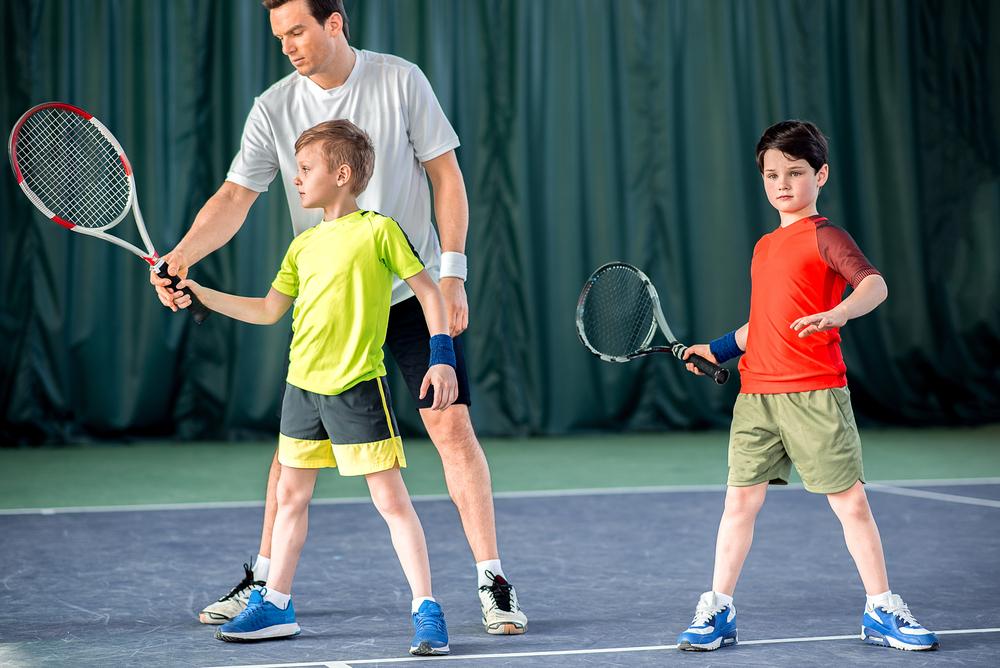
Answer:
[{"left": 385, "top": 295, "right": 472, "bottom": 408}]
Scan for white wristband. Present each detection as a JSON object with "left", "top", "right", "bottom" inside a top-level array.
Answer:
[{"left": 439, "top": 251, "right": 468, "bottom": 281}]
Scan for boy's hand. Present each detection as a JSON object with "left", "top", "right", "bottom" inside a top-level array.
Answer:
[
  {"left": 149, "top": 249, "right": 191, "bottom": 311},
  {"left": 173, "top": 278, "right": 202, "bottom": 310},
  {"left": 439, "top": 277, "right": 469, "bottom": 337},
  {"left": 419, "top": 364, "right": 458, "bottom": 411},
  {"left": 682, "top": 344, "right": 717, "bottom": 376},
  {"left": 791, "top": 306, "right": 847, "bottom": 338}
]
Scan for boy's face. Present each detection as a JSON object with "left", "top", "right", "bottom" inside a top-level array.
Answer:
[
  {"left": 761, "top": 149, "right": 829, "bottom": 216},
  {"left": 294, "top": 142, "right": 348, "bottom": 211}
]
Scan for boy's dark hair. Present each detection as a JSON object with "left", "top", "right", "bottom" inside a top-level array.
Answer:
[
  {"left": 262, "top": 0, "right": 350, "bottom": 42},
  {"left": 755, "top": 120, "right": 828, "bottom": 173},
  {"left": 295, "top": 120, "right": 375, "bottom": 195}
]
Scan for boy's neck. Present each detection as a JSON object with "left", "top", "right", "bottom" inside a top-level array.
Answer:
[
  {"left": 779, "top": 205, "right": 820, "bottom": 228},
  {"left": 322, "top": 196, "right": 360, "bottom": 222}
]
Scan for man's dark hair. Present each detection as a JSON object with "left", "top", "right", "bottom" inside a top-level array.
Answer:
[
  {"left": 755, "top": 120, "right": 828, "bottom": 173},
  {"left": 262, "top": 0, "right": 350, "bottom": 42}
]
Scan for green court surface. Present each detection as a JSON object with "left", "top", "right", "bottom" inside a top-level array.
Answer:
[{"left": 2, "top": 426, "right": 998, "bottom": 510}]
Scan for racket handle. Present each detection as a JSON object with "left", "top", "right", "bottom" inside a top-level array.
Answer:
[
  {"left": 688, "top": 353, "right": 730, "bottom": 385},
  {"left": 156, "top": 264, "right": 210, "bottom": 325}
]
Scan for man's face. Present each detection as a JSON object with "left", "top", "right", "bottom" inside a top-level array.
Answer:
[
  {"left": 761, "top": 149, "right": 828, "bottom": 216},
  {"left": 293, "top": 143, "right": 344, "bottom": 211},
  {"left": 270, "top": 0, "right": 339, "bottom": 77}
]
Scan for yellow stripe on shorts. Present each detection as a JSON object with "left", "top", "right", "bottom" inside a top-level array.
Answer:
[{"left": 375, "top": 377, "right": 396, "bottom": 440}]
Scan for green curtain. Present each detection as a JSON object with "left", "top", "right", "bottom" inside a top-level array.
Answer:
[{"left": 2, "top": 0, "right": 998, "bottom": 444}]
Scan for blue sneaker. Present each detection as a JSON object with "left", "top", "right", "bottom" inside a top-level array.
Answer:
[
  {"left": 677, "top": 591, "right": 738, "bottom": 651},
  {"left": 410, "top": 600, "right": 450, "bottom": 655},
  {"left": 215, "top": 589, "right": 301, "bottom": 642},
  {"left": 862, "top": 594, "right": 939, "bottom": 651}
]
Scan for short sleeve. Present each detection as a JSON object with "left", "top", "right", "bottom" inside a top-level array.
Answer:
[
  {"left": 373, "top": 216, "right": 424, "bottom": 280},
  {"left": 816, "top": 224, "right": 882, "bottom": 288},
  {"left": 271, "top": 240, "right": 299, "bottom": 298},
  {"left": 226, "top": 99, "right": 280, "bottom": 193},
  {"left": 403, "top": 65, "right": 460, "bottom": 163}
]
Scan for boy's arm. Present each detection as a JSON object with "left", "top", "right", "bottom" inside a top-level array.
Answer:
[
  {"left": 150, "top": 182, "right": 260, "bottom": 311},
  {"left": 791, "top": 274, "right": 888, "bottom": 338},
  {"left": 682, "top": 322, "right": 749, "bottom": 376},
  {"left": 404, "top": 270, "right": 458, "bottom": 410},
  {"left": 174, "top": 280, "right": 292, "bottom": 325}
]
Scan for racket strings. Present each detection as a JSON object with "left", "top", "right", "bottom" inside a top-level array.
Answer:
[
  {"left": 16, "top": 108, "right": 130, "bottom": 229},
  {"left": 581, "top": 265, "right": 656, "bottom": 357}
]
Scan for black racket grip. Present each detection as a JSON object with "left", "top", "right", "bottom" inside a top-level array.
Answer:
[
  {"left": 688, "top": 353, "right": 730, "bottom": 385},
  {"left": 157, "top": 265, "right": 210, "bottom": 325}
]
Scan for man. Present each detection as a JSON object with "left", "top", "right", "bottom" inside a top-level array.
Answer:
[{"left": 152, "top": 0, "right": 527, "bottom": 636}]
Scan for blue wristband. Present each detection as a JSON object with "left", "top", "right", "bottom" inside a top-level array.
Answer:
[
  {"left": 709, "top": 330, "right": 743, "bottom": 364},
  {"left": 429, "top": 334, "right": 457, "bottom": 368}
]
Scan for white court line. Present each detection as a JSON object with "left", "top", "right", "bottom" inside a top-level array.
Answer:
[
  {"left": 3, "top": 477, "right": 1000, "bottom": 516},
  {"left": 200, "top": 627, "right": 1000, "bottom": 668},
  {"left": 867, "top": 484, "right": 1000, "bottom": 508}
]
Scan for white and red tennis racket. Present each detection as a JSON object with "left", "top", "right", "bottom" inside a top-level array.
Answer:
[{"left": 8, "top": 102, "right": 209, "bottom": 323}]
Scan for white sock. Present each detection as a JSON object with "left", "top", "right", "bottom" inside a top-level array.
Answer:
[
  {"left": 252, "top": 555, "right": 270, "bottom": 581},
  {"left": 713, "top": 591, "right": 734, "bottom": 607},
  {"left": 411, "top": 596, "right": 436, "bottom": 613},
  {"left": 867, "top": 590, "right": 892, "bottom": 609},
  {"left": 263, "top": 587, "right": 290, "bottom": 610},
  {"left": 477, "top": 559, "right": 504, "bottom": 587}
]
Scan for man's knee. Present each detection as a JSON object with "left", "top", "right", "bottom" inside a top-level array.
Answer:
[{"left": 422, "top": 405, "right": 479, "bottom": 453}]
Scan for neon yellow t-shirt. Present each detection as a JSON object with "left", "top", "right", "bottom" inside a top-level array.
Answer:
[{"left": 271, "top": 210, "right": 424, "bottom": 395}]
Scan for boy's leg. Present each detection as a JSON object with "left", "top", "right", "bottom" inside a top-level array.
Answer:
[
  {"left": 365, "top": 466, "right": 432, "bottom": 598},
  {"left": 826, "top": 480, "right": 888, "bottom": 595},
  {"left": 712, "top": 483, "right": 768, "bottom": 595},
  {"left": 266, "top": 466, "right": 319, "bottom": 594}
]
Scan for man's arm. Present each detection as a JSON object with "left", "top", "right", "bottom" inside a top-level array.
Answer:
[
  {"left": 151, "top": 181, "right": 260, "bottom": 310},
  {"left": 423, "top": 150, "right": 469, "bottom": 337}
]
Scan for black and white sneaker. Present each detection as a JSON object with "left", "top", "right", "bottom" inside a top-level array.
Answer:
[
  {"left": 199, "top": 562, "right": 265, "bottom": 625},
  {"left": 478, "top": 571, "right": 527, "bottom": 635}
]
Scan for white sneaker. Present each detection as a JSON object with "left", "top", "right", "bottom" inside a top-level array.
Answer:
[
  {"left": 478, "top": 571, "right": 527, "bottom": 635},
  {"left": 199, "top": 562, "right": 264, "bottom": 625}
]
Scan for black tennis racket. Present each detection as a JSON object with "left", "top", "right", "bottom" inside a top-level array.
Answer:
[
  {"left": 8, "top": 102, "right": 209, "bottom": 323},
  {"left": 576, "top": 261, "right": 729, "bottom": 384}
]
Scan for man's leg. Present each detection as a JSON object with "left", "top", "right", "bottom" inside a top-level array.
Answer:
[
  {"left": 258, "top": 447, "right": 282, "bottom": 560},
  {"left": 419, "top": 404, "right": 497, "bottom": 562}
]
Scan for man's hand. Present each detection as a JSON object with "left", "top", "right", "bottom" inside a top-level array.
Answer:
[
  {"left": 439, "top": 277, "right": 469, "bottom": 337},
  {"left": 149, "top": 249, "right": 191, "bottom": 311},
  {"left": 419, "top": 364, "right": 459, "bottom": 411},
  {"left": 682, "top": 344, "right": 718, "bottom": 376},
  {"left": 790, "top": 305, "right": 847, "bottom": 338}
]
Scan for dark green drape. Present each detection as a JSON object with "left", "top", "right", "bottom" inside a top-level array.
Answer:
[{"left": 2, "top": 0, "right": 998, "bottom": 444}]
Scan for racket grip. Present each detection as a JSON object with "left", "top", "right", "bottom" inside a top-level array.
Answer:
[
  {"left": 688, "top": 353, "right": 730, "bottom": 385},
  {"left": 156, "top": 265, "right": 210, "bottom": 325}
]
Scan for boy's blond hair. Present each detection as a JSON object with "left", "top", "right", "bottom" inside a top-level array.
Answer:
[{"left": 295, "top": 120, "right": 375, "bottom": 195}]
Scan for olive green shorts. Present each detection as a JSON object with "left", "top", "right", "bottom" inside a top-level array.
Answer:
[{"left": 728, "top": 387, "right": 864, "bottom": 494}]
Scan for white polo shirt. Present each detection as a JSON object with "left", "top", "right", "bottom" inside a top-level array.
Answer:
[{"left": 226, "top": 48, "right": 460, "bottom": 304}]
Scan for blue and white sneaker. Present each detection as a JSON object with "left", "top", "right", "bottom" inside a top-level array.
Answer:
[
  {"left": 215, "top": 589, "right": 301, "bottom": 642},
  {"left": 862, "top": 594, "right": 938, "bottom": 651},
  {"left": 677, "top": 591, "right": 738, "bottom": 651},
  {"left": 410, "top": 600, "right": 450, "bottom": 655}
]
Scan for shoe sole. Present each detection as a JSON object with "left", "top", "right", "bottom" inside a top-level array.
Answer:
[
  {"left": 199, "top": 612, "right": 231, "bottom": 625},
  {"left": 677, "top": 634, "right": 738, "bottom": 651},
  {"left": 215, "top": 624, "right": 301, "bottom": 642},
  {"left": 862, "top": 627, "right": 938, "bottom": 651},
  {"left": 483, "top": 617, "right": 526, "bottom": 635},
  {"left": 409, "top": 641, "right": 450, "bottom": 656}
]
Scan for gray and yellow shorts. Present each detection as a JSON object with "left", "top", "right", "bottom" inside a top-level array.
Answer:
[
  {"left": 728, "top": 387, "right": 864, "bottom": 494},
  {"left": 278, "top": 377, "right": 405, "bottom": 476}
]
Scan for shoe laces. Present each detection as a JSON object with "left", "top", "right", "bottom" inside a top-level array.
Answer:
[
  {"left": 880, "top": 594, "right": 919, "bottom": 627},
  {"left": 414, "top": 607, "right": 447, "bottom": 635},
  {"left": 220, "top": 563, "right": 258, "bottom": 602},
  {"left": 479, "top": 571, "right": 515, "bottom": 612},
  {"left": 691, "top": 593, "right": 727, "bottom": 626}
]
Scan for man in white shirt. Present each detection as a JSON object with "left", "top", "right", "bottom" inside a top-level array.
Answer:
[{"left": 151, "top": 0, "right": 526, "bottom": 636}]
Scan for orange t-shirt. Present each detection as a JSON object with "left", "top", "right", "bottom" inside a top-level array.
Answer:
[{"left": 738, "top": 215, "right": 881, "bottom": 394}]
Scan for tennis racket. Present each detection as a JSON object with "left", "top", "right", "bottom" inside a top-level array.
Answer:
[
  {"left": 8, "top": 102, "right": 209, "bottom": 323},
  {"left": 576, "top": 261, "right": 730, "bottom": 384}
]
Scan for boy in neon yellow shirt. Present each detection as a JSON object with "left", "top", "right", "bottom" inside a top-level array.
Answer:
[{"left": 177, "top": 119, "right": 456, "bottom": 655}]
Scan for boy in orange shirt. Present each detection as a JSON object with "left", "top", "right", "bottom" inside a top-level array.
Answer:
[{"left": 676, "top": 120, "right": 938, "bottom": 652}]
